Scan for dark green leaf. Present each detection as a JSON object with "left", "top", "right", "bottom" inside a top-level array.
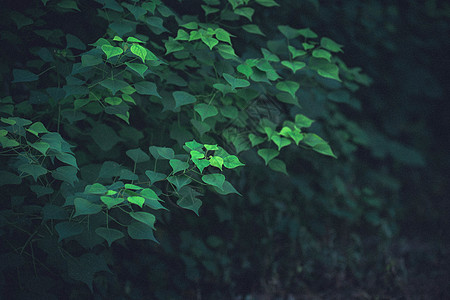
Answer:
[
  {"left": 55, "top": 221, "right": 84, "bottom": 242},
  {"left": 73, "top": 197, "right": 103, "bottom": 217},
  {"left": 95, "top": 227, "right": 124, "bottom": 247},
  {"left": 127, "top": 222, "right": 158, "bottom": 243},
  {"left": 126, "top": 148, "right": 150, "bottom": 163}
]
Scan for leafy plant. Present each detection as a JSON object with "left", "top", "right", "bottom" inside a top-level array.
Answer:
[{"left": 0, "top": 0, "right": 414, "bottom": 298}]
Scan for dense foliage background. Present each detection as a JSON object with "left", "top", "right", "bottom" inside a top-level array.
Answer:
[{"left": 0, "top": 0, "right": 448, "bottom": 299}]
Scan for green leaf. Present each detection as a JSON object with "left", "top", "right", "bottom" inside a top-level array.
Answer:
[
  {"left": 234, "top": 7, "right": 254, "bottom": 21},
  {"left": 295, "top": 114, "right": 314, "bottom": 128},
  {"left": 128, "top": 222, "right": 158, "bottom": 243},
  {"left": 185, "top": 140, "right": 203, "bottom": 151},
  {"left": 268, "top": 159, "right": 288, "bottom": 175},
  {"left": 309, "top": 58, "right": 341, "bottom": 81},
  {"left": 202, "top": 173, "right": 225, "bottom": 190},
  {"left": 175, "top": 29, "right": 190, "bottom": 41},
  {"left": 145, "top": 171, "right": 166, "bottom": 184},
  {"left": 276, "top": 81, "right": 299, "bottom": 99},
  {"left": 194, "top": 103, "right": 218, "bottom": 121},
  {"left": 126, "top": 62, "right": 148, "bottom": 78},
  {"left": 215, "top": 28, "right": 233, "bottom": 44},
  {"left": 169, "top": 159, "right": 189, "bottom": 173},
  {"left": 130, "top": 44, "right": 147, "bottom": 62},
  {"left": 220, "top": 106, "right": 239, "bottom": 119},
  {"left": 213, "top": 180, "right": 241, "bottom": 195},
  {"left": 148, "top": 146, "right": 175, "bottom": 160},
  {"left": 0, "top": 136, "right": 19, "bottom": 148},
  {"left": 105, "top": 97, "right": 122, "bottom": 105},
  {"left": 302, "top": 133, "right": 326, "bottom": 147},
  {"left": 288, "top": 46, "right": 307, "bottom": 58},
  {"left": 127, "top": 196, "right": 145, "bottom": 208},
  {"left": 95, "top": 227, "right": 124, "bottom": 247},
  {"left": 202, "top": 4, "right": 220, "bottom": 15},
  {"left": 167, "top": 175, "right": 192, "bottom": 191},
  {"left": 57, "top": 0, "right": 80, "bottom": 11},
  {"left": 278, "top": 25, "right": 300, "bottom": 39},
  {"left": 12, "top": 69, "right": 38, "bottom": 83},
  {"left": 298, "top": 28, "right": 318, "bottom": 38},
  {"left": 312, "top": 143, "right": 337, "bottom": 158},
  {"left": 177, "top": 187, "right": 202, "bottom": 215},
  {"left": 26, "top": 122, "right": 49, "bottom": 136},
  {"left": 173, "top": 91, "right": 196, "bottom": 108},
  {"left": 276, "top": 92, "right": 299, "bottom": 106},
  {"left": 66, "top": 34, "right": 86, "bottom": 50},
  {"left": 242, "top": 24, "right": 265, "bottom": 36},
  {"left": 165, "top": 37, "right": 184, "bottom": 54},
  {"left": 85, "top": 183, "right": 107, "bottom": 194},
  {"left": 99, "top": 79, "right": 129, "bottom": 95},
  {"left": 55, "top": 152, "right": 78, "bottom": 169},
  {"left": 101, "top": 45, "right": 123, "bottom": 59},
  {"left": 223, "top": 155, "right": 244, "bottom": 168},
  {"left": 281, "top": 61, "right": 306, "bottom": 73},
  {"left": 52, "top": 166, "right": 78, "bottom": 186},
  {"left": 73, "top": 198, "right": 102, "bottom": 217},
  {"left": 204, "top": 144, "right": 219, "bottom": 151},
  {"left": 125, "top": 184, "right": 143, "bottom": 190},
  {"left": 18, "top": 164, "right": 47, "bottom": 181},
  {"left": 127, "top": 37, "right": 144, "bottom": 43},
  {"left": 312, "top": 49, "right": 332, "bottom": 62},
  {"left": 134, "top": 81, "right": 161, "bottom": 97},
  {"left": 237, "top": 64, "right": 253, "bottom": 78},
  {"left": 223, "top": 73, "right": 250, "bottom": 90},
  {"left": 257, "top": 148, "right": 279, "bottom": 165},
  {"left": 126, "top": 148, "right": 150, "bottom": 163},
  {"left": 209, "top": 156, "right": 224, "bottom": 170},
  {"left": 320, "top": 37, "right": 343, "bottom": 53},
  {"left": 201, "top": 36, "right": 219, "bottom": 50},
  {"left": 29, "top": 141, "right": 50, "bottom": 155},
  {"left": 129, "top": 211, "right": 156, "bottom": 230},
  {"left": 100, "top": 196, "right": 124, "bottom": 209},
  {"left": 271, "top": 135, "right": 292, "bottom": 150},
  {"left": 55, "top": 221, "right": 84, "bottom": 242},
  {"left": 192, "top": 158, "right": 210, "bottom": 173},
  {"left": 255, "top": 0, "right": 279, "bottom": 7},
  {"left": 248, "top": 133, "right": 266, "bottom": 147}
]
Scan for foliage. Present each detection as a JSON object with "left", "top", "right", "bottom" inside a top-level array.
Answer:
[{"left": 0, "top": 0, "right": 427, "bottom": 298}]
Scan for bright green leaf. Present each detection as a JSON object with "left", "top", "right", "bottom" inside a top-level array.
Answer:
[
  {"left": 127, "top": 196, "right": 145, "bottom": 207},
  {"left": 223, "top": 155, "right": 244, "bottom": 168},
  {"left": 101, "top": 45, "right": 123, "bottom": 59},
  {"left": 130, "top": 44, "right": 147, "bottom": 62},
  {"left": 100, "top": 196, "right": 124, "bottom": 209}
]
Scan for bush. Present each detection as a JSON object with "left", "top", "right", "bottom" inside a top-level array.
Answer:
[{"left": 0, "top": 0, "right": 420, "bottom": 298}]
